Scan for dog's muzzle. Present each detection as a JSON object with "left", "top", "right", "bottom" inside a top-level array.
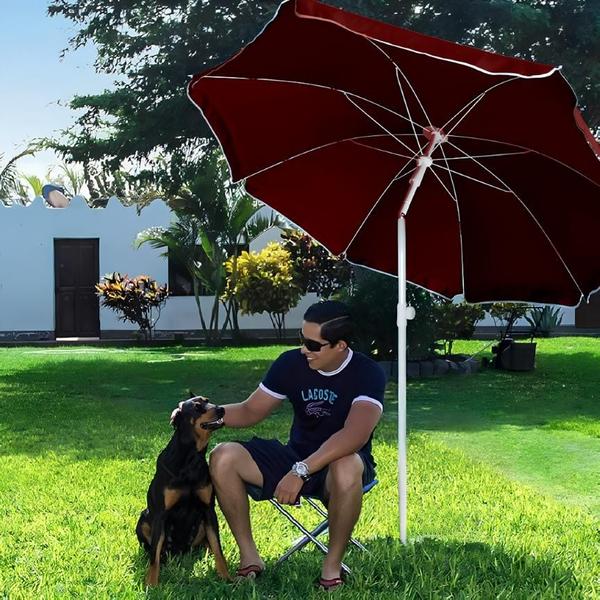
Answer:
[{"left": 201, "top": 406, "right": 225, "bottom": 431}]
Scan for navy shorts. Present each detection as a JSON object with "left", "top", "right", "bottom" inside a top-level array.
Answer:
[{"left": 238, "top": 437, "right": 376, "bottom": 502}]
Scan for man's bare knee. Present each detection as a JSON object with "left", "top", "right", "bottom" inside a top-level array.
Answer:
[
  {"left": 327, "top": 454, "right": 364, "bottom": 494},
  {"left": 209, "top": 442, "right": 263, "bottom": 488}
]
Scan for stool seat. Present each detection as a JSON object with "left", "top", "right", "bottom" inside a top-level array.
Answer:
[{"left": 248, "top": 479, "right": 378, "bottom": 574}]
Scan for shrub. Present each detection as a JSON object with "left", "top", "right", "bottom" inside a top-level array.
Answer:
[
  {"left": 487, "top": 302, "right": 530, "bottom": 340},
  {"left": 223, "top": 242, "right": 301, "bottom": 338},
  {"left": 432, "top": 300, "right": 485, "bottom": 356},
  {"left": 336, "top": 267, "right": 436, "bottom": 360},
  {"left": 95, "top": 273, "right": 169, "bottom": 340},
  {"left": 280, "top": 229, "right": 352, "bottom": 299}
]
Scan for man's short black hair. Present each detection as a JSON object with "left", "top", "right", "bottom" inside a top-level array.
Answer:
[{"left": 303, "top": 301, "right": 353, "bottom": 346}]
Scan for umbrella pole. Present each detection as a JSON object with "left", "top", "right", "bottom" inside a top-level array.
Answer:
[
  {"left": 397, "top": 130, "right": 443, "bottom": 542},
  {"left": 397, "top": 214, "right": 408, "bottom": 544}
]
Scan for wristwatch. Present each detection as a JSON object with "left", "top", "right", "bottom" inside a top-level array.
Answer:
[{"left": 290, "top": 461, "right": 310, "bottom": 482}]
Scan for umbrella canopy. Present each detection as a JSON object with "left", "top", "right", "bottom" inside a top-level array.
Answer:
[
  {"left": 189, "top": 0, "right": 600, "bottom": 306},
  {"left": 188, "top": 0, "right": 600, "bottom": 542}
]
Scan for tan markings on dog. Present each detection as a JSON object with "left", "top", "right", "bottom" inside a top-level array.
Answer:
[
  {"left": 145, "top": 531, "right": 165, "bottom": 587},
  {"left": 140, "top": 521, "right": 151, "bottom": 545},
  {"left": 206, "top": 524, "right": 231, "bottom": 580},
  {"left": 196, "top": 483, "right": 213, "bottom": 506},
  {"left": 163, "top": 487, "right": 184, "bottom": 510},
  {"left": 191, "top": 522, "right": 206, "bottom": 548}
]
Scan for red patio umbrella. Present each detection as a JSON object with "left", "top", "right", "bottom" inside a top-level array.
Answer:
[{"left": 188, "top": 0, "right": 600, "bottom": 541}]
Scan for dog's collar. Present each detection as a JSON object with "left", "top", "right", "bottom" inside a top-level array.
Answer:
[{"left": 200, "top": 416, "right": 224, "bottom": 431}]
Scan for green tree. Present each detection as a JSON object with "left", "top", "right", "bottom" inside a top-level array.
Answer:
[
  {"left": 136, "top": 149, "right": 283, "bottom": 342},
  {"left": 0, "top": 147, "right": 38, "bottom": 205},
  {"left": 47, "top": 0, "right": 598, "bottom": 184},
  {"left": 223, "top": 242, "right": 301, "bottom": 339}
]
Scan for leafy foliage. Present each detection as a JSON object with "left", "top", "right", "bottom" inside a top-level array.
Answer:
[
  {"left": 223, "top": 242, "right": 301, "bottom": 338},
  {"left": 432, "top": 301, "right": 485, "bottom": 356},
  {"left": 487, "top": 302, "right": 530, "bottom": 340},
  {"left": 336, "top": 268, "right": 437, "bottom": 361},
  {"left": 47, "top": 0, "right": 598, "bottom": 191},
  {"left": 280, "top": 229, "right": 353, "bottom": 299},
  {"left": 95, "top": 272, "right": 169, "bottom": 340},
  {"left": 526, "top": 305, "right": 564, "bottom": 337}
]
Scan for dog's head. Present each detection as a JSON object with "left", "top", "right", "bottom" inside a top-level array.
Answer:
[{"left": 172, "top": 395, "right": 225, "bottom": 448}]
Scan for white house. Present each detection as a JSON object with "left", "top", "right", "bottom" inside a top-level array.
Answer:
[{"left": 0, "top": 197, "right": 315, "bottom": 341}]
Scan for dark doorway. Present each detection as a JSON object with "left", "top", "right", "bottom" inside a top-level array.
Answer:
[{"left": 54, "top": 239, "right": 100, "bottom": 338}]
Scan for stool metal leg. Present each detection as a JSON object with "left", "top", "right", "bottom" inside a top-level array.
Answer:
[
  {"left": 277, "top": 519, "right": 329, "bottom": 564},
  {"left": 268, "top": 499, "right": 351, "bottom": 575},
  {"left": 304, "top": 497, "right": 369, "bottom": 552}
]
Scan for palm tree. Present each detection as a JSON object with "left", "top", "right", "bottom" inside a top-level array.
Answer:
[
  {"left": 0, "top": 147, "right": 37, "bottom": 205},
  {"left": 136, "top": 149, "right": 283, "bottom": 342}
]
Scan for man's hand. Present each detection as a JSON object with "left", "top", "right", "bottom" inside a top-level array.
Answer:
[{"left": 274, "top": 472, "right": 304, "bottom": 505}]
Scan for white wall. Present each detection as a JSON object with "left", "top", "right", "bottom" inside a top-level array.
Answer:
[
  {"left": 0, "top": 198, "right": 315, "bottom": 335},
  {"left": 0, "top": 196, "right": 170, "bottom": 332}
]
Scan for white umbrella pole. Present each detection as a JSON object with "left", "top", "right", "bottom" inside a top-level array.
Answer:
[
  {"left": 397, "top": 214, "right": 409, "bottom": 544},
  {"left": 397, "top": 129, "right": 443, "bottom": 542}
]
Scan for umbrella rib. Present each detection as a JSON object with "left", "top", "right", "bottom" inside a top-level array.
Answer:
[
  {"left": 366, "top": 37, "right": 433, "bottom": 128},
  {"left": 450, "top": 134, "right": 600, "bottom": 191},
  {"left": 343, "top": 159, "right": 420, "bottom": 255},
  {"left": 432, "top": 163, "right": 512, "bottom": 193},
  {"left": 203, "top": 74, "right": 426, "bottom": 137},
  {"left": 351, "top": 141, "right": 414, "bottom": 159},
  {"left": 446, "top": 139, "right": 586, "bottom": 297},
  {"left": 442, "top": 77, "right": 519, "bottom": 136},
  {"left": 434, "top": 150, "right": 531, "bottom": 161},
  {"left": 437, "top": 143, "right": 467, "bottom": 296},
  {"left": 240, "top": 133, "right": 416, "bottom": 181},
  {"left": 343, "top": 93, "right": 420, "bottom": 155}
]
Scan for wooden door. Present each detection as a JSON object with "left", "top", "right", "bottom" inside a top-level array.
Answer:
[{"left": 54, "top": 239, "right": 100, "bottom": 338}]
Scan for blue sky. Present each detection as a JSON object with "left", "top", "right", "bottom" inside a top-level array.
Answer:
[{"left": 0, "top": 1, "right": 114, "bottom": 177}]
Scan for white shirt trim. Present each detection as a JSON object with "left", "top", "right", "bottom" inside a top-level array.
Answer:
[
  {"left": 259, "top": 382, "right": 286, "bottom": 400},
  {"left": 352, "top": 396, "right": 384, "bottom": 412},
  {"left": 318, "top": 348, "right": 353, "bottom": 376}
]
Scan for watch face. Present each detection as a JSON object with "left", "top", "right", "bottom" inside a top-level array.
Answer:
[{"left": 294, "top": 462, "right": 309, "bottom": 477}]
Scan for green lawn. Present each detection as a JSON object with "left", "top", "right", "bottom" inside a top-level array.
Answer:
[{"left": 0, "top": 341, "right": 598, "bottom": 599}]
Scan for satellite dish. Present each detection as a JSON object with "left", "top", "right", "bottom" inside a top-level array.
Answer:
[{"left": 42, "top": 184, "right": 70, "bottom": 208}]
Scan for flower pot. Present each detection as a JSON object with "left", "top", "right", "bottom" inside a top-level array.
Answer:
[{"left": 493, "top": 339, "right": 537, "bottom": 371}]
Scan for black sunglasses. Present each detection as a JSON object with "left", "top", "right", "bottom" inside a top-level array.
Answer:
[{"left": 299, "top": 331, "right": 331, "bottom": 352}]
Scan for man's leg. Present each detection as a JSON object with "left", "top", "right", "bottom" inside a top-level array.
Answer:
[
  {"left": 210, "top": 442, "right": 265, "bottom": 570},
  {"left": 321, "top": 454, "right": 364, "bottom": 580}
]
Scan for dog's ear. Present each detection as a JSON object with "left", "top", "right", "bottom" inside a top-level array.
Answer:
[{"left": 172, "top": 410, "right": 195, "bottom": 445}]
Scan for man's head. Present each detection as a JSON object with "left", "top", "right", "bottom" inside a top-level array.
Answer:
[{"left": 301, "top": 301, "right": 353, "bottom": 371}]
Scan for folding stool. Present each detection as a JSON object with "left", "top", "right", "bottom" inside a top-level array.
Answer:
[{"left": 249, "top": 479, "right": 378, "bottom": 575}]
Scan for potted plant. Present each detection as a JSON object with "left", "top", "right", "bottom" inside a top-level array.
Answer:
[{"left": 487, "top": 302, "right": 537, "bottom": 371}]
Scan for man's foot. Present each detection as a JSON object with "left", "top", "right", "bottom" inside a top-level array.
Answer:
[
  {"left": 235, "top": 563, "right": 265, "bottom": 580},
  {"left": 315, "top": 576, "right": 344, "bottom": 591}
]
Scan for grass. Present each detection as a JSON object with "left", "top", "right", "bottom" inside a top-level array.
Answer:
[{"left": 0, "top": 341, "right": 598, "bottom": 599}]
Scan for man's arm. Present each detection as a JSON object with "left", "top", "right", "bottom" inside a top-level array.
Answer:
[
  {"left": 273, "top": 401, "right": 382, "bottom": 504},
  {"left": 303, "top": 401, "right": 382, "bottom": 473},
  {"left": 221, "top": 387, "right": 283, "bottom": 428}
]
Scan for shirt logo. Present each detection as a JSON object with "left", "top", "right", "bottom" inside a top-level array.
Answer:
[
  {"left": 305, "top": 401, "right": 331, "bottom": 418},
  {"left": 301, "top": 388, "right": 338, "bottom": 404}
]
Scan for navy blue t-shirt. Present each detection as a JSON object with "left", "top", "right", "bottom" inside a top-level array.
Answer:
[{"left": 260, "top": 349, "right": 386, "bottom": 466}]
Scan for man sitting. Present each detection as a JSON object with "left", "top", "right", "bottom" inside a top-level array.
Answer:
[{"left": 178, "top": 300, "right": 386, "bottom": 590}]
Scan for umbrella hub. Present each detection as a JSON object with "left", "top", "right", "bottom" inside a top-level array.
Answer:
[{"left": 422, "top": 126, "right": 447, "bottom": 149}]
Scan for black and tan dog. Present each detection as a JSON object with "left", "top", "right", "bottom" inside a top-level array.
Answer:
[{"left": 136, "top": 396, "right": 229, "bottom": 586}]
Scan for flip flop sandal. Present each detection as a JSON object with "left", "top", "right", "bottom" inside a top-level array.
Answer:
[
  {"left": 315, "top": 576, "right": 344, "bottom": 591},
  {"left": 235, "top": 564, "right": 264, "bottom": 580}
]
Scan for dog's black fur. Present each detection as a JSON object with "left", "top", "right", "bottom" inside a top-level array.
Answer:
[{"left": 136, "top": 396, "right": 229, "bottom": 586}]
